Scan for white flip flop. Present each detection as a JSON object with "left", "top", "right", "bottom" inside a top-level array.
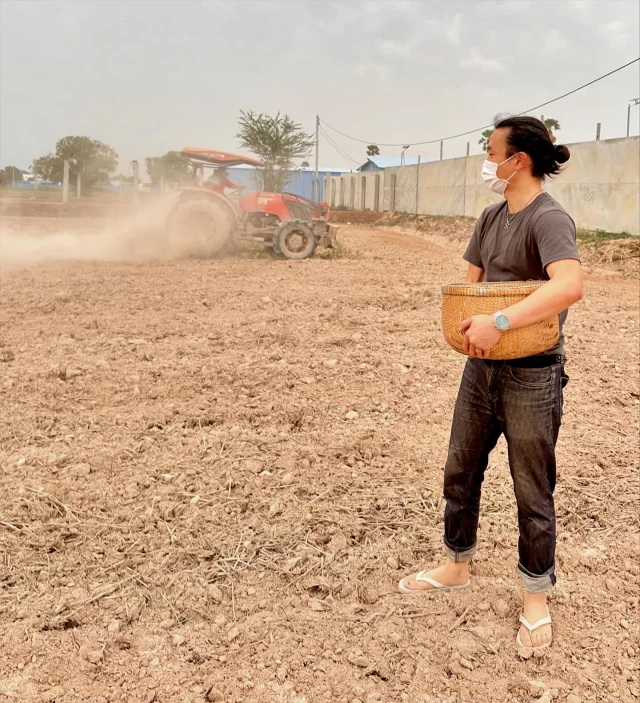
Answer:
[
  {"left": 398, "top": 570, "right": 471, "bottom": 595},
  {"left": 516, "top": 607, "right": 553, "bottom": 652}
]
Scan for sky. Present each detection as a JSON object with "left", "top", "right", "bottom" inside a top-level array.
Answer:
[{"left": 1, "top": 0, "right": 639, "bottom": 178}]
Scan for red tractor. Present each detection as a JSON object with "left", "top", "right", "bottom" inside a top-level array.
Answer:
[{"left": 165, "top": 147, "right": 338, "bottom": 260}]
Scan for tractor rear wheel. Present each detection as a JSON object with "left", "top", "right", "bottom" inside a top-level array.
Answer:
[
  {"left": 272, "top": 219, "right": 317, "bottom": 260},
  {"left": 166, "top": 198, "right": 234, "bottom": 259}
]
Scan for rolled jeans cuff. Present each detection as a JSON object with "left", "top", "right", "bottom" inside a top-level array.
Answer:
[
  {"left": 444, "top": 538, "right": 476, "bottom": 564},
  {"left": 519, "top": 562, "right": 557, "bottom": 593}
]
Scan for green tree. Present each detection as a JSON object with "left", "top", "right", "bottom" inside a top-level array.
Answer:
[
  {"left": 366, "top": 144, "right": 380, "bottom": 156},
  {"left": 145, "top": 151, "right": 192, "bottom": 185},
  {"left": 2, "top": 166, "right": 24, "bottom": 184},
  {"left": 235, "top": 110, "right": 315, "bottom": 192},
  {"left": 31, "top": 136, "right": 118, "bottom": 195},
  {"left": 543, "top": 118, "right": 561, "bottom": 143},
  {"left": 478, "top": 129, "right": 494, "bottom": 152},
  {"left": 301, "top": 160, "right": 310, "bottom": 168}
]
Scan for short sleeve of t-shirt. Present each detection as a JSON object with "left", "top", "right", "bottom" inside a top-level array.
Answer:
[
  {"left": 534, "top": 210, "right": 581, "bottom": 271},
  {"left": 463, "top": 213, "right": 484, "bottom": 268}
]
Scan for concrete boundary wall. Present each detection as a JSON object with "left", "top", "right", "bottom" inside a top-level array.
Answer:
[
  {"left": 330, "top": 172, "right": 384, "bottom": 212},
  {"left": 329, "top": 136, "right": 639, "bottom": 234}
]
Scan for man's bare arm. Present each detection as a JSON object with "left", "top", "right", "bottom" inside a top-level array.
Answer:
[
  {"left": 459, "top": 259, "right": 583, "bottom": 357},
  {"left": 465, "top": 264, "right": 484, "bottom": 283},
  {"left": 503, "top": 259, "right": 583, "bottom": 330}
]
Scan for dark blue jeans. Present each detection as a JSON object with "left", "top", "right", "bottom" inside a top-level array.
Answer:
[{"left": 443, "top": 356, "right": 567, "bottom": 593}]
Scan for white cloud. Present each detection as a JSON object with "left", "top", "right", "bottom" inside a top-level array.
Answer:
[
  {"left": 200, "top": 0, "right": 231, "bottom": 10},
  {"left": 571, "top": 0, "right": 591, "bottom": 12},
  {"left": 380, "top": 39, "right": 408, "bottom": 58},
  {"left": 545, "top": 29, "right": 568, "bottom": 53},
  {"left": 379, "top": 37, "right": 421, "bottom": 59},
  {"left": 475, "top": 0, "right": 532, "bottom": 16},
  {"left": 6, "top": 0, "right": 38, "bottom": 18},
  {"left": 317, "top": 4, "right": 359, "bottom": 34},
  {"left": 598, "top": 18, "right": 631, "bottom": 47},
  {"left": 459, "top": 55, "right": 505, "bottom": 72},
  {"left": 51, "top": 0, "right": 82, "bottom": 30},
  {"left": 500, "top": 0, "right": 532, "bottom": 11},
  {"left": 320, "top": 0, "right": 386, "bottom": 35},
  {"left": 446, "top": 13, "right": 463, "bottom": 46},
  {"left": 354, "top": 62, "right": 390, "bottom": 81}
]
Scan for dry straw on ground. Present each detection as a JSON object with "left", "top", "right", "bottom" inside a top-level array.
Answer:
[{"left": 0, "top": 218, "right": 638, "bottom": 703}]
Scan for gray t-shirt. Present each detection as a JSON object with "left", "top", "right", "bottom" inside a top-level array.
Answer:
[{"left": 463, "top": 193, "right": 581, "bottom": 356}]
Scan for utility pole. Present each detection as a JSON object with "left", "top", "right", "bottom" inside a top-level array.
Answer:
[
  {"left": 315, "top": 115, "right": 319, "bottom": 202},
  {"left": 596, "top": 123, "right": 601, "bottom": 141},
  {"left": 132, "top": 160, "right": 139, "bottom": 205},
  {"left": 62, "top": 160, "right": 69, "bottom": 204},
  {"left": 627, "top": 98, "right": 640, "bottom": 137},
  {"left": 415, "top": 155, "right": 421, "bottom": 215}
]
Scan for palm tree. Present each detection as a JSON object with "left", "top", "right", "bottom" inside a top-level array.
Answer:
[
  {"left": 366, "top": 144, "right": 380, "bottom": 156},
  {"left": 478, "top": 129, "right": 494, "bottom": 152},
  {"left": 543, "top": 118, "right": 561, "bottom": 143}
]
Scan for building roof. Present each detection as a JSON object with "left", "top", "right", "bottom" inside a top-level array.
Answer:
[
  {"left": 228, "top": 165, "right": 353, "bottom": 173},
  {"left": 182, "top": 147, "right": 263, "bottom": 168},
  {"left": 303, "top": 167, "right": 354, "bottom": 174}
]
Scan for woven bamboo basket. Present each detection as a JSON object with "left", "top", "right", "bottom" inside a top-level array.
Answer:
[{"left": 441, "top": 281, "right": 559, "bottom": 360}]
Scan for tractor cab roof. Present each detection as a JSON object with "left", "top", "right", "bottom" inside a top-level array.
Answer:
[{"left": 181, "top": 147, "right": 263, "bottom": 169}]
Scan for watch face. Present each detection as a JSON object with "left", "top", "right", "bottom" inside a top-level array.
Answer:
[{"left": 495, "top": 314, "right": 510, "bottom": 331}]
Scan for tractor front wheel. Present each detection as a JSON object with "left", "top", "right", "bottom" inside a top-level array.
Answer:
[
  {"left": 272, "top": 220, "right": 317, "bottom": 260},
  {"left": 166, "top": 198, "right": 234, "bottom": 259}
]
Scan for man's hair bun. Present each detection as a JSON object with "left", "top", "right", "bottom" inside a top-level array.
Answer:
[{"left": 554, "top": 144, "right": 570, "bottom": 164}]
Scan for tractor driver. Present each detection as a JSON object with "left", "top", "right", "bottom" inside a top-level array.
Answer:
[{"left": 205, "top": 167, "right": 244, "bottom": 196}]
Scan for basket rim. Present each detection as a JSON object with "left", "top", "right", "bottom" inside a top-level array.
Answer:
[{"left": 441, "top": 280, "right": 546, "bottom": 296}]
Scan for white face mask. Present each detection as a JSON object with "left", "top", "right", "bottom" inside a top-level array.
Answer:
[{"left": 481, "top": 154, "right": 517, "bottom": 196}]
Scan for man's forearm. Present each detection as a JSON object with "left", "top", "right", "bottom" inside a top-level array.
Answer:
[{"left": 504, "top": 276, "right": 583, "bottom": 330}]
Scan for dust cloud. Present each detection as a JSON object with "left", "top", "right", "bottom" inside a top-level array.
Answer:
[{"left": 0, "top": 198, "right": 177, "bottom": 274}]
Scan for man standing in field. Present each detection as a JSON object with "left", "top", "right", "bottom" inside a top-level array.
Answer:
[{"left": 399, "top": 116, "right": 583, "bottom": 655}]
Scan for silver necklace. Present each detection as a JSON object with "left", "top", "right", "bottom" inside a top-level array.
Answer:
[{"left": 504, "top": 190, "right": 544, "bottom": 230}]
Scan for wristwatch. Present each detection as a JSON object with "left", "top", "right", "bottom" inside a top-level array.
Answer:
[{"left": 493, "top": 311, "right": 511, "bottom": 332}]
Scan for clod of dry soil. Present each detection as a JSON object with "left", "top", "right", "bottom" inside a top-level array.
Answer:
[{"left": 0, "top": 221, "right": 638, "bottom": 703}]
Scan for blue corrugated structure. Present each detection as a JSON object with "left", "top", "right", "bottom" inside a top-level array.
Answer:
[
  {"left": 12, "top": 182, "right": 60, "bottom": 189},
  {"left": 358, "top": 155, "right": 433, "bottom": 171},
  {"left": 9, "top": 167, "right": 353, "bottom": 200},
  {"left": 227, "top": 166, "right": 351, "bottom": 201}
]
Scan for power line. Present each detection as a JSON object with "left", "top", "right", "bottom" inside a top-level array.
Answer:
[
  {"left": 319, "top": 126, "right": 360, "bottom": 165},
  {"left": 320, "top": 57, "right": 640, "bottom": 147},
  {"left": 318, "top": 126, "right": 361, "bottom": 166}
]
